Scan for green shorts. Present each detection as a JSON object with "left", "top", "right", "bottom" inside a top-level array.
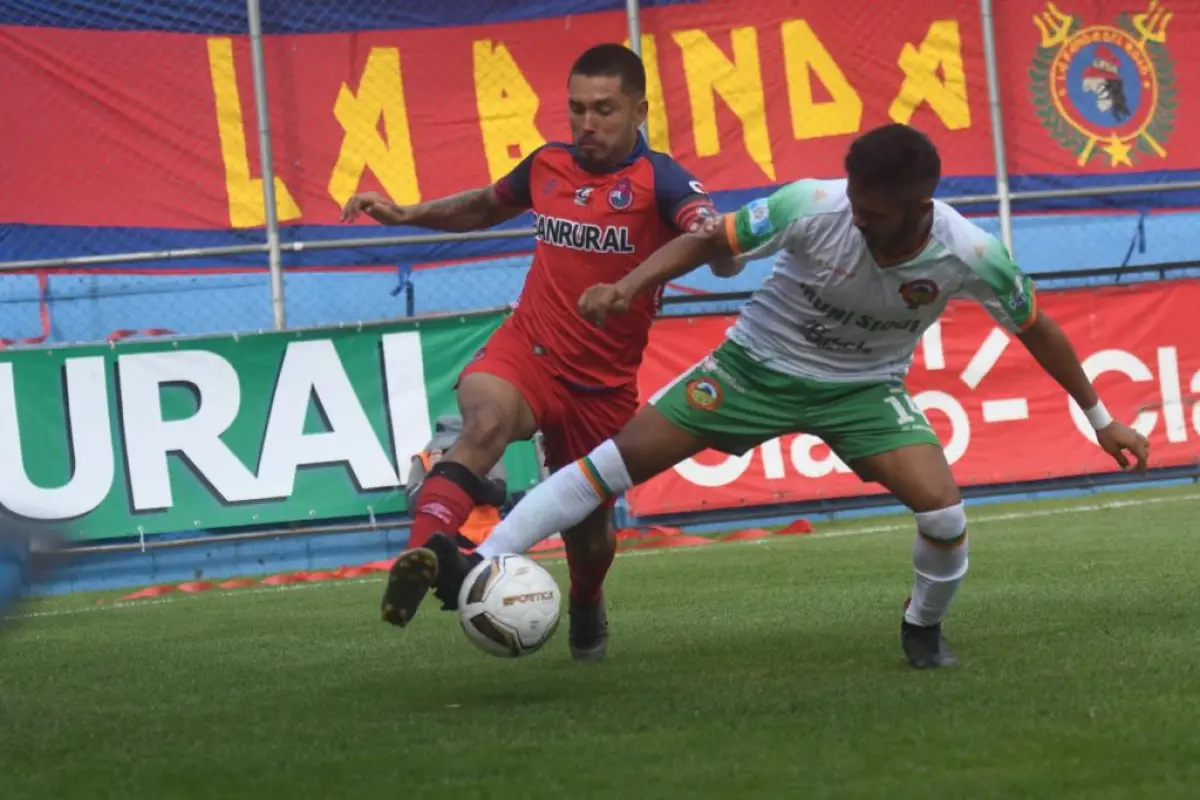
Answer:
[{"left": 651, "top": 339, "right": 941, "bottom": 463}]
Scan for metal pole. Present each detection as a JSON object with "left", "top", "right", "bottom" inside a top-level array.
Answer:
[
  {"left": 980, "top": 0, "right": 1015, "bottom": 256},
  {"left": 625, "top": 0, "right": 650, "bottom": 140},
  {"left": 625, "top": 0, "right": 642, "bottom": 55},
  {"left": 247, "top": 0, "right": 286, "bottom": 330}
]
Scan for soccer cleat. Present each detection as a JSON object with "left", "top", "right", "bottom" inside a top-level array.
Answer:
[
  {"left": 380, "top": 547, "right": 438, "bottom": 628},
  {"left": 568, "top": 598, "right": 609, "bottom": 662},
  {"left": 424, "top": 532, "right": 482, "bottom": 612},
  {"left": 901, "top": 619, "right": 958, "bottom": 669},
  {"left": 380, "top": 532, "right": 483, "bottom": 626}
]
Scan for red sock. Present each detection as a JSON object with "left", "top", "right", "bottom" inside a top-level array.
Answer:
[
  {"left": 408, "top": 475, "right": 476, "bottom": 550},
  {"left": 567, "top": 542, "right": 616, "bottom": 605}
]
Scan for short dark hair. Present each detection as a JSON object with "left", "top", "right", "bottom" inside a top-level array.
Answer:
[
  {"left": 844, "top": 124, "right": 941, "bottom": 196},
  {"left": 570, "top": 43, "right": 646, "bottom": 97}
]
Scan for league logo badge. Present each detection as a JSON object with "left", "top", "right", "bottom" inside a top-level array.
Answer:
[
  {"left": 898, "top": 279, "right": 940, "bottom": 310},
  {"left": 1029, "top": 0, "right": 1175, "bottom": 167},
  {"left": 608, "top": 177, "right": 634, "bottom": 210}
]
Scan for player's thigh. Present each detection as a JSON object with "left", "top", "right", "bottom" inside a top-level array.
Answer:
[
  {"left": 540, "top": 386, "right": 632, "bottom": 552},
  {"left": 849, "top": 443, "right": 961, "bottom": 512},
  {"left": 540, "top": 380, "right": 702, "bottom": 486},
  {"left": 452, "top": 327, "right": 543, "bottom": 471},
  {"left": 646, "top": 341, "right": 802, "bottom": 475},
  {"left": 811, "top": 382, "right": 959, "bottom": 512},
  {"left": 542, "top": 383, "right": 638, "bottom": 472}
]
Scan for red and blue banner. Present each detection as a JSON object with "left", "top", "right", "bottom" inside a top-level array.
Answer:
[{"left": 2, "top": 0, "right": 1197, "bottom": 267}]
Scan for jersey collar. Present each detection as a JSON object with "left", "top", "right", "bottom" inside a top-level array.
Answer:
[{"left": 571, "top": 132, "right": 649, "bottom": 174}]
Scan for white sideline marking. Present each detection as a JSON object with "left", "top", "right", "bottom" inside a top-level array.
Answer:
[{"left": 9, "top": 491, "right": 1198, "bottom": 622}]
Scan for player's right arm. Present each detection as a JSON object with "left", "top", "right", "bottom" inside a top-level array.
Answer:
[
  {"left": 340, "top": 149, "right": 540, "bottom": 232},
  {"left": 579, "top": 180, "right": 818, "bottom": 327},
  {"left": 341, "top": 187, "right": 523, "bottom": 232}
]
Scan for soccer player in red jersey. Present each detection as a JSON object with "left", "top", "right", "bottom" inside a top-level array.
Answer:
[{"left": 341, "top": 43, "right": 721, "bottom": 660}]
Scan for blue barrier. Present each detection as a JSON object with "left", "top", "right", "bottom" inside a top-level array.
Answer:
[{"left": 2, "top": 210, "right": 1198, "bottom": 343}]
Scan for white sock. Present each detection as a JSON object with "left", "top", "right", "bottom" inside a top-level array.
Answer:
[
  {"left": 904, "top": 504, "right": 969, "bottom": 627},
  {"left": 477, "top": 440, "right": 634, "bottom": 558}
]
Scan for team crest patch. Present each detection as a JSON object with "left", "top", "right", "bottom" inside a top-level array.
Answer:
[
  {"left": 899, "top": 279, "right": 940, "bottom": 309},
  {"left": 685, "top": 378, "right": 724, "bottom": 411},
  {"left": 1029, "top": 0, "right": 1176, "bottom": 168},
  {"left": 608, "top": 178, "right": 634, "bottom": 210},
  {"left": 747, "top": 198, "right": 772, "bottom": 236}
]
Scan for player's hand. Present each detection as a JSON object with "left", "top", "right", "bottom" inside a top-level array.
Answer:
[
  {"left": 1096, "top": 421, "right": 1150, "bottom": 474},
  {"left": 578, "top": 283, "right": 632, "bottom": 328},
  {"left": 341, "top": 192, "right": 406, "bottom": 224},
  {"left": 685, "top": 213, "right": 723, "bottom": 236}
]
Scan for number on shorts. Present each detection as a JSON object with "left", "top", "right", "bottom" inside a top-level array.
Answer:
[{"left": 884, "top": 394, "right": 925, "bottom": 425}]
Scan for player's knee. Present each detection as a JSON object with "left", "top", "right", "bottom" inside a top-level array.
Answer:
[
  {"left": 913, "top": 502, "right": 968, "bottom": 546},
  {"left": 912, "top": 503, "right": 968, "bottom": 583}
]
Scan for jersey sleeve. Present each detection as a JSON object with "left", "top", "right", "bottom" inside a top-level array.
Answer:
[
  {"left": 723, "top": 179, "right": 825, "bottom": 261},
  {"left": 492, "top": 148, "right": 543, "bottom": 209},
  {"left": 958, "top": 235, "right": 1039, "bottom": 333},
  {"left": 647, "top": 152, "right": 718, "bottom": 233}
]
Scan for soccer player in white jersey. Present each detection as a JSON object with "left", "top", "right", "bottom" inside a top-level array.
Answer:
[{"left": 405, "top": 123, "right": 1150, "bottom": 668}]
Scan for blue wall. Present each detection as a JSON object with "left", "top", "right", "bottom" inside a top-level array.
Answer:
[{"left": 2, "top": 209, "right": 1198, "bottom": 345}]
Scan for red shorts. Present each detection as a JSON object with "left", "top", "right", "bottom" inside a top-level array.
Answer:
[{"left": 459, "top": 320, "right": 639, "bottom": 473}]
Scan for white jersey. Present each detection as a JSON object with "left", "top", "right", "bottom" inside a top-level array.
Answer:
[{"left": 721, "top": 178, "right": 1038, "bottom": 382}]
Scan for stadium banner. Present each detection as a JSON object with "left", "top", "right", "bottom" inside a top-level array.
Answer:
[
  {"left": 2, "top": 0, "right": 1197, "bottom": 242},
  {"left": 627, "top": 279, "right": 1200, "bottom": 517},
  {"left": 0, "top": 311, "right": 544, "bottom": 542}
]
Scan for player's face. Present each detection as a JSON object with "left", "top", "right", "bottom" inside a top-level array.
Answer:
[
  {"left": 567, "top": 74, "right": 648, "bottom": 168},
  {"left": 847, "top": 182, "right": 929, "bottom": 256}
]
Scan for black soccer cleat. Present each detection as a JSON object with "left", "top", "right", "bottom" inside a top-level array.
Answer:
[
  {"left": 901, "top": 619, "right": 958, "bottom": 669},
  {"left": 568, "top": 598, "right": 609, "bottom": 662},
  {"left": 426, "top": 532, "right": 482, "bottom": 612},
  {"left": 380, "top": 532, "right": 482, "bottom": 627}
]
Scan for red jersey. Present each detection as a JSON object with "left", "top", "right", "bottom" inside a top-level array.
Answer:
[{"left": 493, "top": 135, "right": 715, "bottom": 390}]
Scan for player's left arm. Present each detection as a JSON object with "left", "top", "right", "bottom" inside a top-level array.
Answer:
[
  {"left": 649, "top": 155, "right": 740, "bottom": 278},
  {"left": 961, "top": 239, "right": 1150, "bottom": 474}
]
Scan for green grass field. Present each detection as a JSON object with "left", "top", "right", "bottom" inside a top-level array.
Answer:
[{"left": 3, "top": 484, "right": 1199, "bottom": 799}]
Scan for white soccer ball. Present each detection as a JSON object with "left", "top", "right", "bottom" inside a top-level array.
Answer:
[{"left": 457, "top": 554, "right": 562, "bottom": 658}]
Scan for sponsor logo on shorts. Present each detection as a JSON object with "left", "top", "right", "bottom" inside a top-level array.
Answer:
[
  {"left": 686, "top": 378, "right": 724, "bottom": 411},
  {"left": 419, "top": 501, "right": 455, "bottom": 526},
  {"left": 700, "top": 355, "right": 746, "bottom": 393},
  {"left": 898, "top": 278, "right": 940, "bottom": 309}
]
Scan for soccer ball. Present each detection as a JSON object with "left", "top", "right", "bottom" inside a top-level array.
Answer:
[{"left": 457, "top": 554, "right": 562, "bottom": 658}]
